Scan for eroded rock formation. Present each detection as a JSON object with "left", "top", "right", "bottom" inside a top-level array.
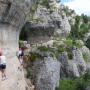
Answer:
[
  {"left": 23, "top": 0, "right": 71, "bottom": 44},
  {"left": 32, "top": 56, "right": 60, "bottom": 90},
  {"left": 59, "top": 48, "right": 87, "bottom": 78},
  {"left": 0, "top": 0, "right": 32, "bottom": 50},
  {"left": 0, "top": 0, "right": 35, "bottom": 90}
]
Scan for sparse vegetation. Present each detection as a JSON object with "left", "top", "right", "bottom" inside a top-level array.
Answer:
[
  {"left": 69, "top": 15, "right": 90, "bottom": 40},
  {"left": 56, "top": 72, "right": 90, "bottom": 90},
  {"left": 39, "top": 0, "right": 50, "bottom": 9}
]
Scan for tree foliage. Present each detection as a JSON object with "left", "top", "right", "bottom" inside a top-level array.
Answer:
[{"left": 69, "top": 15, "right": 90, "bottom": 40}]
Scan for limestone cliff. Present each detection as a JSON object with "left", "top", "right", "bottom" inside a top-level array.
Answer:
[
  {"left": 0, "top": 0, "right": 36, "bottom": 90},
  {"left": 22, "top": 0, "right": 71, "bottom": 44}
]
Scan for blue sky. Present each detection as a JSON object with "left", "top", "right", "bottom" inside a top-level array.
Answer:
[
  {"left": 61, "top": 0, "right": 90, "bottom": 16},
  {"left": 61, "top": 0, "right": 73, "bottom": 3}
]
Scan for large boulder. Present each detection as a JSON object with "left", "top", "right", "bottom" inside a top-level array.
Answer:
[{"left": 32, "top": 56, "right": 60, "bottom": 90}]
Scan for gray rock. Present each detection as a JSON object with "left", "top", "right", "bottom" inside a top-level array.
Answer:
[
  {"left": 59, "top": 52, "right": 70, "bottom": 78},
  {"left": 86, "top": 86, "right": 90, "bottom": 90},
  {"left": 0, "top": 1, "right": 37, "bottom": 90},
  {"left": 0, "top": 0, "right": 33, "bottom": 28},
  {"left": 32, "top": 56, "right": 60, "bottom": 90},
  {"left": 59, "top": 52, "right": 79, "bottom": 78},
  {"left": 86, "top": 63, "right": 90, "bottom": 72},
  {"left": 68, "top": 60, "right": 80, "bottom": 77},
  {"left": 73, "top": 49, "right": 86, "bottom": 75},
  {"left": 25, "top": 3, "right": 71, "bottom": 44},
  {"left": 80, "top": 46, "right": 90, "bottom": 62},
  {"left": 58, "top": 50, "right": 87, "bottom": 78}
]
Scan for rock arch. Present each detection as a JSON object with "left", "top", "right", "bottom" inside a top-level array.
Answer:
[{"left": 0, "top": 0, "right": 35, "bottom": 90}]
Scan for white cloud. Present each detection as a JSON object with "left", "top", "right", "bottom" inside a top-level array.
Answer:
[{"left": 63, "top": 0, "right": 90, "bottom": 15}]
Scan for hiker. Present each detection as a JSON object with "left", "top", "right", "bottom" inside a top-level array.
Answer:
[
  {"left": 18, "top": 48, "right": 24, "bottom": 66},
  {"left": 0, "top": 51, "right": 7, "bottom": 80}
]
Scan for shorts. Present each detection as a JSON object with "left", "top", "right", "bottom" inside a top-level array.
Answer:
[{"left": 0, "top": 64, "right": 6, "bottom": 70}]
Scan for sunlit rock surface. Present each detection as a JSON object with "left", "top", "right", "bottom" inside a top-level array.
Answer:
[{"left": 0, "top": 0, "right": 35, "bottom": 90}]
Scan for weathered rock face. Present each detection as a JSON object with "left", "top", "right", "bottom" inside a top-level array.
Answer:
[
  {"left": 32, "top": 56, "right": 60, "bottom": 90},
  {"left": 33, "top": 4, "right": 71, "bottom": 37},
  {"left": 0, "top": 0, "right": 36, "bottom": 90},
  {"left": 59, "top": 48, "right": 87, "bottom": 78},
  {"left": 73, "top": 49, "right": 86, "bottom": 75},
  {"left": 0, "top": 0, "right": 33, "bottom": 51},
  {"left": 24, "top": 1, "right": 71, "bottom": 44},
  {"left": 80, "top": 46, "right": 90, "bottom": 72},
  {"left": 80, "top": 46, "right": 90, "bottom": 62},
  {"left": 59, "top": 52, "right": 79, "bottom": 78},
  {"left": 68, "top": 60, "right": 80, "bottom": 77},
  {"left": 0, "top": 0, "right": 31, "bottom": 28},
  {"left": 59, "top": 52, "right": 69, "bottom": 78}
]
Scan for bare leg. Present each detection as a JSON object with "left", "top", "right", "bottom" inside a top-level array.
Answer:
[
  {"left": 18, "top": 56, "right": 24, "bottom": 71},
  {"left": 3, "top": 69, "right": 6, "bottom": 78},
  {"left": 1, "top": 69, "right": 7, "bottom": 80}
]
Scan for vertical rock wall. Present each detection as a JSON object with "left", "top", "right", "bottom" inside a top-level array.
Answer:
[{"left": 0, "top": 0, "right": 35, "bottom": 90}]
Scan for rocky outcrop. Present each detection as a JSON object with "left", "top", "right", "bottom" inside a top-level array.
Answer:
[
  {"left": 0, "top": 0, "right": 32, "bottom": 28},
  {"left": 80, "top": 46, "right": 90, "bottom": 72},
  {"left": 59, "top": 52, "right": 79, "bottom": 78},
  {"left": 32, "top": 56, "right": 60, "bottom": 90},
  {"left": 23, "top": 0, "right": 71, "bottom": 44},
  {"left": 0, "top": 0, "right": 34, "bottom": 52},
  {"left": 73, "top": 49, "right": 86, "bottom": 75},
  {"left": 68, "top": 60, "right": 80, "bottom": 77},
  {"left": 59, "top": 52, "right": 69, "bottom": 78},
  {"left": 34, "top": 4, "right": 71, "bottom": 36},
  {"left": 80, "top": 46, "right": 90, "bottom": 62},
  {"left": 59, "top": 48, "right": 87, "bottom": 78}
]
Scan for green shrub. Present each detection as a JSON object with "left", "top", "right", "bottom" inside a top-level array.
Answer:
[
  {"left": 57, "top": 45, "right": 65, "bottom": 53},
  {"left": 74, "top": 40, "right": 83, "bottom": 48},
  {"left": 39, "top": 0, "right": 50, "bottom": 9},
  {"left": 29, "top": 52, "right": 42, "bottom": 62},
  {"left": 58, "top": 79, "right": 76, "bottom": 90},
  {"left": 67, "top": 51, "right": 73, "bottom": 60},
  {"left": 57, "top": 73, "right": 90, "bottom": 90},
  {"left": 19, "top": 40, "right": 27, "bottom": 49},
  {"left": 38, "top": 46, "right": 50, "bottom": 52},
  {"left": 63, "top": 39, "right": 73, "bottom": 47}
]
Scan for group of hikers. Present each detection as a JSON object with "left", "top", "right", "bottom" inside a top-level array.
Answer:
[{"left": 0, "top": 48, "right": 24, "bottom": 81}]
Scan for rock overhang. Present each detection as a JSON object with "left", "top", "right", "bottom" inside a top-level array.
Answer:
[{"left": 0, "top": 0, "right": 32, "bottom": 28}]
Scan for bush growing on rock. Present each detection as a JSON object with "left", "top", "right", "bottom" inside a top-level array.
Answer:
[{"left": 57, "top": 72, "right": 90, "bottom": 90}]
